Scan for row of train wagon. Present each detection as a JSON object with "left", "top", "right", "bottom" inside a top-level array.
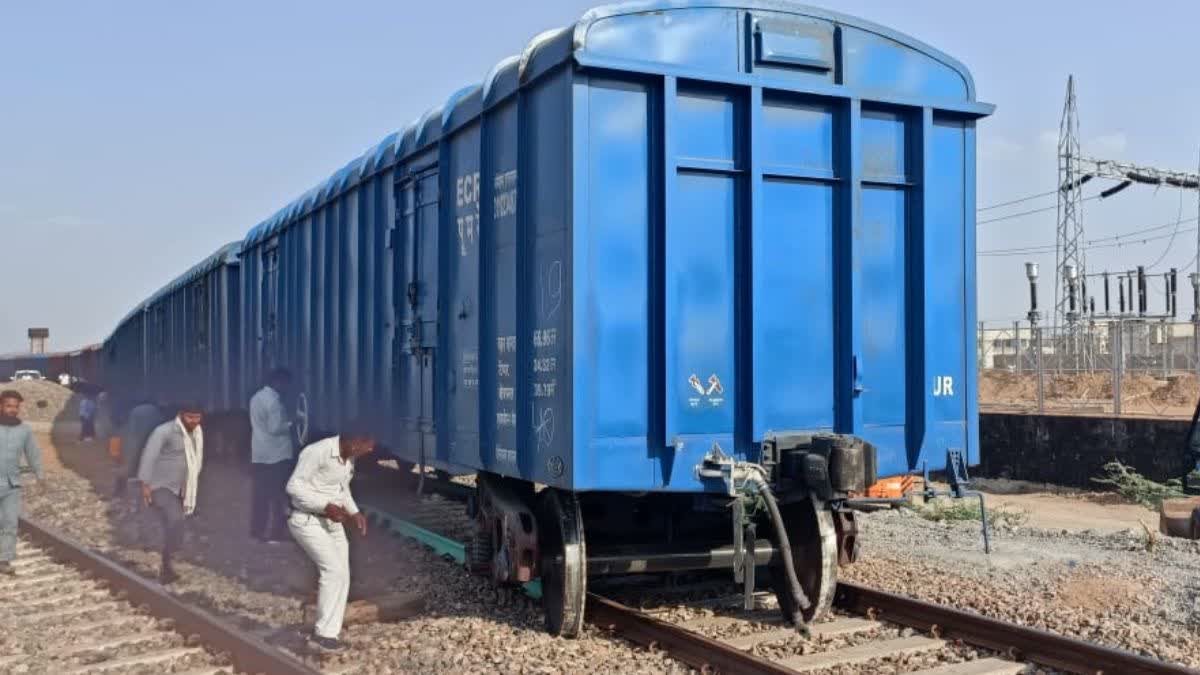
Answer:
[
  {"left": 92, "top": 0, "right": 991, "bottom": 483},
  {"left": 1, "top": 346, "right": 102, "bottom": 384},
  {"left": 50, "top": 1, "right": 993, "bottom": 634}
]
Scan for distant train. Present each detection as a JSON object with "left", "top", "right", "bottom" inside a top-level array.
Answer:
[
  {"left": 0, "top": 345, "right": 102, "bottom": 385},
  {"left": 60, "top": 1, "right": 992, "bottom": 636}
]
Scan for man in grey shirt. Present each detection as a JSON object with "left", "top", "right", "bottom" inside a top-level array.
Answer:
[
  {"left": 138, "top": 403, "right": 204, "bottom": 584},
  {"left": 113, "top": 397, "right": 164, "bottom": 497},
  {"left": 0, "top": 390, "right": 44, "bottom": 576}
]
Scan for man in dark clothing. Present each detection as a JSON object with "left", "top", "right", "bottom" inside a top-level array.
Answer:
[
  {"left": 78, "top": 394, "right": 97, "bottom": 442},
  {"left": 137, "top": 403, "right": 204, "bottom": 584},
  {"left": 249, "top": 369, "right": 295, "bottom": 543},
  {"left": 113, "top": 398, "right": 165, "bottom": 497}
]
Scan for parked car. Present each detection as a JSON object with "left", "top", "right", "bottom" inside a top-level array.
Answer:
[{"left": 11, "top": 370, "right": 44, "bottom": 381}]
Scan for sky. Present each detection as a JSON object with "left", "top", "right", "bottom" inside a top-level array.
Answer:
[{"left": 2, "top": 1, "right": 1199, "bottom": 353}]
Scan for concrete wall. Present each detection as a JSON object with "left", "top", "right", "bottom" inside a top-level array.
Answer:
[{"left": 980, "top": 412, "right": 1192, "bottom": 488}]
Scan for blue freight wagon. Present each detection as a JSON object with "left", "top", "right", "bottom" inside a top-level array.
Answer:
[
  {"left": 102, "top": 242, "right": 242, "bottom": 421},
  {"left": 235, "top": 0, "right": 992, "bottom": 636},
  {"left": 101, "top": 305, "right": 149, "bottom": 410}
]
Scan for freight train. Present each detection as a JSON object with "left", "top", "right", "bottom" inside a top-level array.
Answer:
[
  {"left": 35, "top": 1, "right": 993, "bottom": 636},
  {"left": 0, "top": 345, "right": 102, "bottom": 385}
]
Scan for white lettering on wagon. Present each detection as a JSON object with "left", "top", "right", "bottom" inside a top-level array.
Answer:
[
  {"left": 456, "top": 171, "right": 481, "bottom": 257},
  {"left": 933, "top": 375, "right": 955, "bottom": 397}
]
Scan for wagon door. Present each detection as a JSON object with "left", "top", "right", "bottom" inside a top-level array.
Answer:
[
  {"left": 394, "top": 168, "right": 439, "bottom": 459},
  {"left": 261, "top": 241, "right": 280, "bottom": 369},
  {"left": 853, "top": 109, "right": 910, "bottom": 470}
]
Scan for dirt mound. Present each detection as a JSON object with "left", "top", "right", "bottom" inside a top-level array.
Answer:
[
  {"left": 1151, "top": 373, "right": 1200, "bottom": 406},
  {"left": 1046, "top": 372, "right": 1113, "bottom": 400},
  {"left": 1057, "top": 572, "right": 1144, "bottom": 613},
  {"left": 978, "top": 371, "right": 1038, "bottom": 402},
  {"left": 0, "top": 379, "right": 80, "bottom": 423}
]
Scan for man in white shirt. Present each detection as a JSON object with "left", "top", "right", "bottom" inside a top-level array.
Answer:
[
  {"left": 286, "top": 422, "right": 375, "bottom": 652},
  {"left": 248, "top": 368, "right": 294, "bottom": 543}
]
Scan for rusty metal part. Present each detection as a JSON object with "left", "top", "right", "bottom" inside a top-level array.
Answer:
[
  {"left": 477, "top": 474, "right": 539, "bottom": 583},
  {"left": 1160, "top": 496, "right": 1200, "bottom": 539},
  {"left": 19, "top": 516, "right": 320, "bottom": 675},
  {"left": 832, "top": 508, "right": 860, "bottom": 565},
  {"left": 835, "top": 582, "right": 1199, "bottom": 675},
  {"left": 586, "top": 593, "right": 798, "bottom": 675}
]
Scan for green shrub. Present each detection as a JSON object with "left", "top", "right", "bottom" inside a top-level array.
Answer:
[
  {"left": 911, "top": 497, "right": 1028, "bottom": 529},
  {"left": 1091, "top": 461, "right": 1184, "bottom": 510}
]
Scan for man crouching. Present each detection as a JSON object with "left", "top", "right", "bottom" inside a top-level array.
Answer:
[{"left": 286, "top": 421, "right": 374, "bottom": 652}]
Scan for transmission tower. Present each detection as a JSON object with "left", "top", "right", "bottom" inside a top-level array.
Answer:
[{"left": 1054, "top": 75, "right": 1090, "bottom": 370}]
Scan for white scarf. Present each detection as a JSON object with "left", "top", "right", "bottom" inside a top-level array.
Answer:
[{"left": 176, "top": 418, "right": 204, "bottom": 515}]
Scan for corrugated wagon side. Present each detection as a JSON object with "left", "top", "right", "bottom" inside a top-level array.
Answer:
[{"left": 230, "top": 0, "right": 992, "bottom": 638}]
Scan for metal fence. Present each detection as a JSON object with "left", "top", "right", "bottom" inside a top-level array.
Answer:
[{"left": 978, "top": 319, "right": 1200, "bottom": 418}]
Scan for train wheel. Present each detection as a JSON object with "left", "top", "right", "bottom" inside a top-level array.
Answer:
[
  {"left": 538, "top": 489, "right": 586, "bottom": 637},
  {"left": 768, "top": 493, "right": 838, "bottom": 624}
]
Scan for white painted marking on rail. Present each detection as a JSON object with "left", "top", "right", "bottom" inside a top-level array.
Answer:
[
  {"left": 722, "top": 617, "right": 881, "bottom": 650},
  {"left": 0, "top": 570, "right": 76, "bottom": 590},
  {"left": 12, "top": 588, "right": 109, "bottom": 609},
  {"left": 679, "top": 612, "right": 783, "bottom": 631},
  {"left": 21, "top": 600, "right": 122, "bottom": 624},
  {"left": 51, "top": 631, "right": 161, "bottom": 658},
  {"left": 908, "top": 658, "right": 1026, "bottom": 675},
  {"left": 780, "top": 636, "right": 946, "bottom": 672},
  {"left": 65, "top": 646, "right": 204, "bottom": 674}
]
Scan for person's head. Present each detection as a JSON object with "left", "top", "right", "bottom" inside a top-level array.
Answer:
[
  {"left": 265, "top": 368, "right": 293, "bottom": 393},
  {"left": 177, "top": 402, "right": 204, "bottom": 432},
  {"left": 0, "top": 390, "right": 23, "bottom": 418},
  {"left": 338, "top": 418, "right": 376, "bottom": 460}
]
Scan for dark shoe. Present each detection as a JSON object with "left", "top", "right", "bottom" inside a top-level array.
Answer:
[
  {"left": 159, "top": 567, "right": 180, "bottom": 585},
  {"left": 309, "top": 635, "right": 345, "bottom": 652},
  {"left": 0, "top": 562, "right": 15, "bottom": 576}
]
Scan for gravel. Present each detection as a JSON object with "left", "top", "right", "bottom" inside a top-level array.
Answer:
[
  {"left": 15, "top": 390, "right": 1196, "bottom": 673},
  {"left": 843, "top": 506, "right": 1200, "bottom": 669},
  {"left": 21, "top": 429, "right": 693, "bottom": 675}
]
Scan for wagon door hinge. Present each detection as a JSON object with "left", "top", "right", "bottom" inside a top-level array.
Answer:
[{"left": 407, "top": 281, "right": 419, "bottom": 308}]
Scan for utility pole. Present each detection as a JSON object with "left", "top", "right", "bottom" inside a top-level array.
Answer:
[{"left": 1055, "top": 76, "right": 1089, "bottom": 373}]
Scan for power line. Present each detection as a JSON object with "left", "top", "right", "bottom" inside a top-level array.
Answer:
[
  {"left": 1144, "top": 190, "right": 1188, "bottom": 270},
  {"left": 977, "top": 189, "right": 1058, "bottom": 212},
  {"left": 979, "top": 225, "right": 1199, "bottom": 257},
  {"left": 978, "top": 214, "right": 1200, "bottom": 256},
  {"left": 977, "top": 193, "right": 1103, "bottom": 225}
]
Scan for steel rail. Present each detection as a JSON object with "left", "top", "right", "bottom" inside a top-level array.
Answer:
[
  {"left": 835, "top": 581, "right": 1199, "bottom": 675},
  {"left": 18, "top": 516, "right": 320, "bottom": 675},
  {"left": 585, "top": 593, "right": 798, "bottom": 675}
]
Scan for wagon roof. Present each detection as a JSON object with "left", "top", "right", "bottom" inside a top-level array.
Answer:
[{"left": 241, "top": 0, "right": 980, "bottom": 249}]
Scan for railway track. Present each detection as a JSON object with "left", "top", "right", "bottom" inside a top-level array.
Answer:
[
  {"left": 588, "top": 584, "right": 1200, "bottom": 675},
  {"left": 360, "top": 480, "right": 1200, "bottom": 675},
  {"left": 5, "top": 517, "right": 319, "bottom": 675}
]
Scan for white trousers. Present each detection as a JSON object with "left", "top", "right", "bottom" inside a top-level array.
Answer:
[{"left": 288, "top": 512, "right": 350, "bottom": 639}]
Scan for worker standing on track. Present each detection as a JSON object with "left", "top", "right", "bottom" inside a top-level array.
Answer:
[
  {"left": 249, "top": 368, "right": 295, "bottom": 544},
  {"left": 137, "top": 403, "right": 204, "bottom": 584},
  {"left": 113, "top": 397, "right": 165, "bottom": 497},
  {"left": 78, "top": 394, "right": 98, "bottom": 443},
  {"left": 286, "top": 423, "right": 374, "bottom": 652},
  {"left": 0, "top": 390, "right": 44, "bottom": 576}
]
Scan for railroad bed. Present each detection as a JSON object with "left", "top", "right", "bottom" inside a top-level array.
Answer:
[
  {"left": 359, "top": 473, "right": 1200, "bottom": 675},
  {"left": 588, "top": 583, "right": 1200, "bottom": 675},
  {"left": 2, "top": 520, "right": 319, "bottom": 675}
]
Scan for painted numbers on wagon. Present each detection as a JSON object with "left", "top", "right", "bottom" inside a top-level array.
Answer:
[
  {"left": 494, "top": 170, "right": 517, "bottom": 219},
  {"left": 456, "top": 171, "right": 481, "bottom": 257}
]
